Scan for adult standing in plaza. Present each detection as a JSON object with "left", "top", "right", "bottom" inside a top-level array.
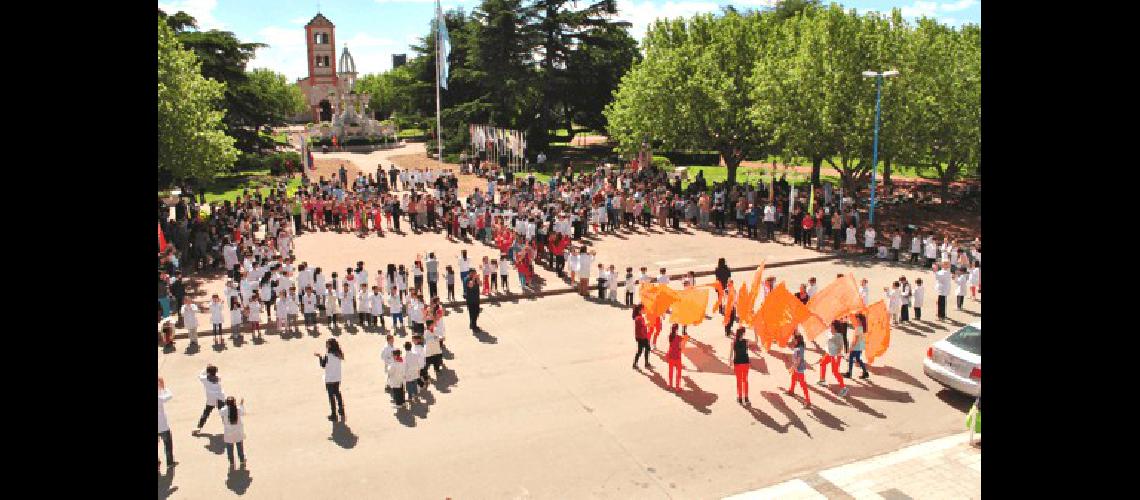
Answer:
[
  {"left": 158, "top": 377, "right": 175, "bottom": 471},
  {"left": 935, "top": 262, "right": 952, "bottom": 321},
  {"left": 219, "top": 396, "right": 247, "bottom": 469},
  {"left": 315, "top": 338, "right": 346, "bottom": 422},
  {"left": 465, "top": 274, "right": 482, "bottom": 331}
]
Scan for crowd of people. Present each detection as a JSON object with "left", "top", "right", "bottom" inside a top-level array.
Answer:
[{"left": 157, "top": 159, "right": 981, "bottom": 472}]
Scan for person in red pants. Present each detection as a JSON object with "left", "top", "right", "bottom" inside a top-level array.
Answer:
[
  {"left": 666, "top": 324, "right": 685, "bottom": 392},
  {"left": 818, "top": 327, "right": 849, "bottom": 397},
  {"left": 787, "top": 333, "right": 812, "bottom": 408},
  {"left": 729, "top": 327, "right": 750, "bottom": 405}
]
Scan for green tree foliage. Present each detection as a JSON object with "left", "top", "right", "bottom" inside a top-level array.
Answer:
[
  {"left": 157, "top": 17, "right": 237, "bottom": 187},
  {"left": 232, "top": 69, "right": 307, "bottom": 147},
  {"left": 356, "top": 66, "right": 419, "bottom": 119},
  {"left": 897, "top": 19, "right": 980, "bottom": 200},
  {"left": 606, "top": 11, "right": 775, "bottom": 187}
]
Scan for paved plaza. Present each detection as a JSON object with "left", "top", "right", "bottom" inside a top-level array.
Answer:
[{"left": 159, "top": 212, "right": 980, "bottom": 498}]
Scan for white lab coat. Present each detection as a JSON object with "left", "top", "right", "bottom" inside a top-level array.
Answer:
[
  {"left": 386, "top": 360, "right": 407, "bottom": 389},
  {"left": 158, "top": 389, "right": 173, "bottom": 433},
  {"left": 199, "top": 372, "right": 225, "bottom": 405}
]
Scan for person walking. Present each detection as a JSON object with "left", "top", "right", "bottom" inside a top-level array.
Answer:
[
  {"left": 632, "top": 304, "right": 652, "bottom": 370},
  {"left": 195, "top": 365, "right": 226, "bottom": 432},
  {"left": 730, "top": 327, "right": 750, "bottom": 405},
  {"left": 219, "top": 396, "right": 247, "bottom": 469},
  {"left": 787, "top": 333, "right": 812, "bottom": 408},
  {"left": 817, "top": 328, "right": 849, "bottom": 397},
  {"left": 315, "top": 338, "right": 346, "bottom": 422},
  {"left": 158, "top": 377, "right": 175, "bottom": 471},
  {"left": 844, "top": 314, "right": 870, "bottom": 380}
]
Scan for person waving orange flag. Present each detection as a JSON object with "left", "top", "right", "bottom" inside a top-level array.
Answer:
[
  {"left": 755, "top": 283, "right": 813, "bottom": 351},
  {"left": 802, "top": 275, "right": 864, "bottom": 341}
]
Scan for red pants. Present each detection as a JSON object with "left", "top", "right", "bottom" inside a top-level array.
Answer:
[
  {"left": 734, "top": 363, "right": 750, "bottom": 399},
  {"left": 819, "top": 355, "right": 845, "bottom": 388},
  {"left": 650, "top": 327, "right": 660, "bottom": 348},
  {"left": 668, "top": 359, "right": 682, "bottom": 390},
  {"left": 789, "top": 371, "right": 811, "bottom": 405}
]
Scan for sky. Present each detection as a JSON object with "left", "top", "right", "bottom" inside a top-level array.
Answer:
[{"left": 157, "top": 0, "right": 980, "bottom": 81}]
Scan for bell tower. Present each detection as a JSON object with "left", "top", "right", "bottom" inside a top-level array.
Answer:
[{"left": 303, "top": 13, "right": 338, "bottom": 122}]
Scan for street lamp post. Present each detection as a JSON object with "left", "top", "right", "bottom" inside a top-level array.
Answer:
[{"left": 861, "top": 70, "right": 898, "bottom": 225}]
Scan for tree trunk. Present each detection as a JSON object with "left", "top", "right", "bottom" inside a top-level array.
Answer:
[
  {"left": 811, "top": 155, "right": 823, "bottom": 188},
  {"left": 722, "top": 148, "right": 741, "bottom": 189},
  {"left": 939, "top": 161, "right": 959, "bottom": 205},
  {"left": 883, "top": 158, "right": 892, "bottom": 195}
]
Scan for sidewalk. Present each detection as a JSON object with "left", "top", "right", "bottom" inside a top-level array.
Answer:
[{"left": 724, "top": 432, "right": 980, "bottom": 500}]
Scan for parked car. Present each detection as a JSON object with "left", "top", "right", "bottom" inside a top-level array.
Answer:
[{"left": 923, "top": 321, "right": 981, "bottom": 397}]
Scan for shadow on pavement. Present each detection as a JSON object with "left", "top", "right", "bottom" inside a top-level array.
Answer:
[
  {"left": 473, "top": 328, "right": 498, "bottom": 344},
  {"left": 184, "top": 343, "right": 201, "bottom": 355},
  {"left": 845, "top": 380, "right": 915, "bottom": 403},
  {"left": 936, "top": 388, "right": 975, "bottom": 413},
  {"left": 225, "top": 466, "right": 252, "bottom": 495},
  {"left": 744, "top": 402, "right": 787, "bottom": 433},
  {"left": 762, "top": 390, "right": 810, "bottom": 438},
  {"left": 330, "top": 421, "right": 358, "bottom": 449},
  {"left": 684, "top": 338, "right": 733, "bottom": 375},
  {"left": 434, "top": 368, "right": 459, "bottom": 393},
  {"left": 869, "top": 365, "right": 930, "bottom": 391},
  {"left": 158, "top": 467, "right": 178, "bottom": 499},
  {"left": 199, "top": 432, "right": 225, "bottom": 455},
  {"left": 640, "top": 367, "right": 717, "bottom": 415},
  {"left": 396, "top": 405, "right": 416, "bottom": 427}
]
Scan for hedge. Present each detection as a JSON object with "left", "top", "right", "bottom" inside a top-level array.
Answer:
[{"left": 308, "top": 136, "right": 394, "bottom": 147}]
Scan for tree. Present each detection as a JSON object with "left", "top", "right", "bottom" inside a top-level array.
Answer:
[
  {"left": 606, "top": 11, "right": 774, "bottom": 187},
  {"left": 522, "top": 0, "right": 631, "bottom": 149},
  {"left": 464, "top": 0, "right": 539, "bottom": 130},
  {"left": 157, "top": 17, "right": 237, "bottom": 187},
  {"left": 230, "top": 69, "right": 307, "bottom": 149},
  {"left": 752, "top": 5, "right": 907, "bottom": 193},
  {"left": 898, "top": 19, "right": 980, "bottom": 201},
  {"left": 356, "top": 66, "right": 419, "bottom": 120},
  {"left": 562, "top": 20, "right": 639, "bottom": 134}
]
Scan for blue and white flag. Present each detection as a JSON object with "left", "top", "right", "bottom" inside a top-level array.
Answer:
[{"left": 436, "top": 1, "right": 450, "bottom": 90}]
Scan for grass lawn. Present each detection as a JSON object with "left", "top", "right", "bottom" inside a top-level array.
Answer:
[
  {"left": 399, "top": 128, "right": 425, "bottom": 138},
  {"left": 199, "top": 170, "right": 302, "bottom": 204}
]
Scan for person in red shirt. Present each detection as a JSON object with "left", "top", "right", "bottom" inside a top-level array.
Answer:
[
  {"left": 666, "top": 324, "right": 686, "bottom": 392},
  {"left": 632, "top": 304, "right": 652, "bottom": 370},
  {"left": 801, "top": 212, "right": 815, "bottom": 248}
]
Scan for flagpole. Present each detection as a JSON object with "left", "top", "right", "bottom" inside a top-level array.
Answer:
[{"left": 435, "top": 1, "right": 443, "bottom": 167}]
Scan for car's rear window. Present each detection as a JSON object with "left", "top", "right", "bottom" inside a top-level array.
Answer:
[{"left": 946, "top": 325, "right": 981, "bottom": 355}]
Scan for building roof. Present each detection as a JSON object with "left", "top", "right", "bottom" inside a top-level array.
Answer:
[{"left": 306, "top": 13, "right": 334, "bottom": 28}]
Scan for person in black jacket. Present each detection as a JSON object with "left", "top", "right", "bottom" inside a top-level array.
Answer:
[
  {"left": 464, "top": 274, "right": 482, "bottom": 331},
  {"left": 713, "top": 258, "right": 731, "bottom": 292}
]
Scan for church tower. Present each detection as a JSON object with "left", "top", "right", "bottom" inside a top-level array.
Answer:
[{"left": 302, "top": 13, "right": 338, "bottom": 122}]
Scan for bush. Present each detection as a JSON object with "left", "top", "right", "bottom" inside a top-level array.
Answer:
[
  {"left": 651, "top": 155, "right": 674, "bottom": 168},
  {"left": 399, "top": 129, "right": 426, "bottom": 139}
]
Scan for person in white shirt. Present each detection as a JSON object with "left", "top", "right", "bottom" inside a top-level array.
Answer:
[
  {"left": 180, "top": 297, "right": 199, "bottom": 346},
  {"left": 806, "top": 277, "right": 818, "bottom": 299},
  {"left": 955, "top": 270, "right": 969, "bottom": 310},
  {"left": 925, "top": 237, "right": 939, "bottom": 268},
  {"left": 218, "top": 396, "right": 247, "bottom": 469},
  {"left": 657, "top": 268, "right": 670, "bottom": 285},
  {"left": 284, "top": 286, "right": 300, "bottom": 336},
  {"left": 458, "top": 250, "right": 471, "bottom": 286},
  {"left": 498, "top": 257, "right": 511, "bottom": 293},
  {"left": 898, "top": 277, "right": 912, "bottom": 323},
  {"left": 358, "top": 286, "right": 372, "bottom": 327},
  {"left": 195, "top": 365, "right": 226, "bottom": 432},
  {"left": 247, "top": 292, "right": 263, "bottom": 341},
  {"left": 209, "top": 294, "right": 225, "bottom": 346},
  {"left": 301, "top": 287, "right": 318, "bottom": 330},
  {"left": 424, "top": 319, "right": 445, "bottom": 375},
  {"left": 381, "top": 334, "right": 396, "bottom": 368},
  {"left": 338, "top": 283, "right": 356, "bottom": 328},
  {"left": 934, "top": 262, "right": 952, "bottom": 320},
  {"left": 228, "top": 297, "right": 244, "bottom": 342},
  {"left": 567, "top": 247, "right": 580, "bottom": 283},
  {"left": 577, "top": 247, "right": 596, "bottom": 296},
  {"left": 863, "top": 225, "right": 877, "bottom": 256},
  {"left": 387, "top": 350, "right": 408, "bottom": 408},
  {"left": 315, "top": 338, "right": 346, "bottom": 421},
  {"left": 969, "top": 262, "right": 981, "bottom": 300},
  {"left": 158, "top": 377, "right": 175, "bottom": 470},
  {"left": 403, "top": 341, "right": 425, "bottom": 402},
  {"left": 275, "top": 292, "right": 290, "bottom": 334},
  {"left": 369, "top": 286, "right": 386, "bottom": 330},
  {"left": 606, "top": 265, "right": 619, "bottom": 302},
  {"left": 886, "top": 282, "right": 902, "bottom": 324},
  {"left": 323, "top": 283, "right": 338, "bottom": 327},
  {"left": 388, "top": 288, "right": 405, "bottom": 330},
  {"left": 891, "top": 232, "right": 903, "bottom": 261},
  {"left": 910, "top": 233, "right": 922, "bottom": 264},
  {"left": 912, "top": 278, "right": 925, "bottom": 321},
  {"left": 859, "top": 279, "right": 870, "bottom": 306},
  {"left": 407, "top": 292, "right": 426, "bottom": 334}
]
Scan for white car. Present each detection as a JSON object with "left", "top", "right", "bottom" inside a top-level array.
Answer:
[{"left": 923, "top": 321, "right": 981, "bottom": 397}]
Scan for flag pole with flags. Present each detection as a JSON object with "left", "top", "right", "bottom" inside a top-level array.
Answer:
[{"left": 435, "top": 0, "right": 450, "bottom": 166}]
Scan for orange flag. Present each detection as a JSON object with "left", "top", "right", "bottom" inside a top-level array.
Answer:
[
  {"left": 802, "top": 275, "right": 864, "bottom": 341},
  {"left": 863, "top": 300, "right": 891, "bottom": 364},
  {"left": 640, "top": 283, "right": 680, "bottom": 324},
  {"left": 711, "top": 281, "right": 725, "bottom": 311},
  {"left": 670, "top": 287, "right": 710, "bottom": 326},
  {"left": 736, "top": 282, "right": 753, "bottom": 326},
  {"left": 755, "top": 283, "right": 813, "bottom": 351},
  {"left": 723, "top": 283, "right": 736, "bottom": 327}
]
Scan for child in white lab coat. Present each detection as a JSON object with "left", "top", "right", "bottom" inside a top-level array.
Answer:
[
  {"left": 969, "top": 262, "right": 981, "bottom": 300},
  {"left": 210, "top": 294, "right": 225, "bottom": 346},
  {"left": 181, "top": 297, "right": 199, "bottom": 346},
  {"left": 498, "top": 257, "right": 511, "bottom": 293},
  {"left": 956, "top": 270, "right": 969, "bottom": 310},
  {"left": 886, "top": 281, "right": 902, "bottom": 325},
  {"left": 247, "top": 292, "right": 263, "bottom": 340},
  {"left": 912, "top": 278, "right": 925, "bottom": 321},
  {"left": 339, "top": 283, "right": 356, "bottom": 328},
  {"left": 607, "top": 264, "right": 619, "bottom": 303},
  {"left": 229, "top": 296, "right": 243, "bottom": 342},
  {"left": 624, "top": 267, "right": 637, "bottom": 307}
]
